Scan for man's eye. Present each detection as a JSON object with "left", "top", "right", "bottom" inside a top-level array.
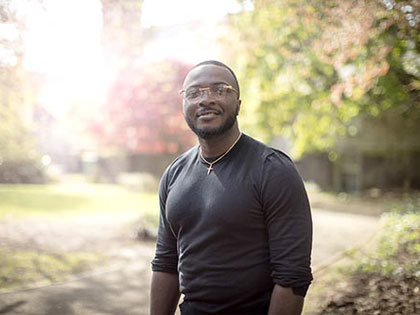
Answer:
[
  {"left": 186, "top": 89, "right": 200, "bottom": 98},
  {"left": 214, "top": 87, "right": 227, "bottom": 96}
]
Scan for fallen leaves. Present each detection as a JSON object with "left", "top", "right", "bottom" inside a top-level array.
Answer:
[{"left": 320, "top": 274, "right": 420, "bottom": 314}]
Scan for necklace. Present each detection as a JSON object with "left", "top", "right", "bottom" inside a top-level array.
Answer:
[{"left": 199, "top": 132, "right": 242, "bottom": 175}]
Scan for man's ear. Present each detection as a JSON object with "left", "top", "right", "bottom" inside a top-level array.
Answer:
[{"left": 236, "top": 100, "right": 241, "bottom": 116}]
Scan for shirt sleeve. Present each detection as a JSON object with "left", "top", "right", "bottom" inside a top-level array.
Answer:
[
  {"left": 151, "top": 168, "right": 179, "bottom": 274},
  {"left": 260, "top": 151, "right": 313, "bottom": 295}
]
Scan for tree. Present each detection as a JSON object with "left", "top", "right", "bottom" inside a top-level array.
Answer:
[
  {"left": 0, "top": 0, "right": 44, "bottom": 183},
  {"left": 224, "top": 0, "right": 420, "bottom": 157},
  {"left": 88, "top": 59, "right": 195, "bottom": 155},
  {"left": 101, "top": 0, "right": 144, "bottom": 71}
]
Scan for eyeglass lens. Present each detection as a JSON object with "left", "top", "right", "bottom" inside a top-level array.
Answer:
[{"left": 185, "top": 86, "right": 229, "bottom": 101}]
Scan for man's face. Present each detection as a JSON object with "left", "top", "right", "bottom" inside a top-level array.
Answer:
[{"left": 182, "top": 65, "right": 241, "bottom": 139}]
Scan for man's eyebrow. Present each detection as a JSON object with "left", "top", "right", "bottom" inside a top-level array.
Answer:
[
  {"left": 185, "top": 81, "right": 230, "bottom": 89},
  {"left": 211, "top": 81, "right": 230, "bottom": 86}
]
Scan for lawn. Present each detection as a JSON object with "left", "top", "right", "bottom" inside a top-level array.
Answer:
[
  {"left": 0, "top": 250, "right": 100, "bottom": 291},
  {"left": 0, "top": 183, "right": 160, "bottom": 292},
  {"left": 0, "top": 183, "right": 159, "bottom": 221}
]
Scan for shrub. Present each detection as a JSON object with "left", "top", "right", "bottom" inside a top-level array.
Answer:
[{"left": 0, "top": 159, "right": 46, "bottom": 184}]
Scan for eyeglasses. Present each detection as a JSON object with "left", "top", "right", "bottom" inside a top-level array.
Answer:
[{"left": 179, "top": 85, "right": 238, "bottom": 102}]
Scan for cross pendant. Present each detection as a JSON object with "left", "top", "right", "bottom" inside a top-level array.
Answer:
[{"left": 207, "top": 165, "right": 213, "bottom": 175}]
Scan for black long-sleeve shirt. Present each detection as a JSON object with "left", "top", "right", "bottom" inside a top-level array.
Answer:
[{"left": 151, "top": 134, "right": 313, "bottom": 314}]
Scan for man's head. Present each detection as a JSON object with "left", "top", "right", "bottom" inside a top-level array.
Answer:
[{"left": 181, "top": 60, "right": 241, "bottom": 139}]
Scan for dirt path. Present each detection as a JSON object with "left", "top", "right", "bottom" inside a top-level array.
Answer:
[
  {"left": 0, "top": 208, "right": 380, "bottom": 315},
  {"left": 0, "top": 243, "right": 155, "bottom": 315},
  {"left": 311, "top": 208, "right": 380, "bottom": 270}
]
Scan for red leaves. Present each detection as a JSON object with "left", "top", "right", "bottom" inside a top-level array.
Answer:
[{"left": 90, "top": 60, "right": 195, "bottom": 154}]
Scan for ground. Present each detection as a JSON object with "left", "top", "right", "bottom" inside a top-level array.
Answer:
[{"left": 0, "top": 189, "right": 383, "bottom": 315}]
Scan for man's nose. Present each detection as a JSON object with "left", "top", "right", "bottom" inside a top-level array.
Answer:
[{"left": 199, "top": 89, "right": 215, "bottom": 105}]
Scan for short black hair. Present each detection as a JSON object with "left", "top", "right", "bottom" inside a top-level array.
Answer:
[{"left": 193, "top": 60, "right": 240, "bottom": 98}]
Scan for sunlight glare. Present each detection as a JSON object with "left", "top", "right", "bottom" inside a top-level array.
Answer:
[
  {"left": 140, "top": 0, "right": 253, "bottom": 63},
  {"left": 141, "top": 0, "right": 252, "bottom": 27},
  {"left": 21, "top": 0, "right": 110, "bottom": 118}
]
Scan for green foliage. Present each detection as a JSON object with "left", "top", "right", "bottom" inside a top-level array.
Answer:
[
  {"left": 355, "top": 196, "right": 420, "bottom": 278},
  {"left": 0, "top": 63, "right": 42, "bottom": 183},
  {"left": 141, "top": 206, "right": 159, "bottom": 229},
  {"left": 225, "top": 0, "right": 420, "bottom": 156},
  {"left": 0, "top": 0, "right": 45, "bottom": 183}
]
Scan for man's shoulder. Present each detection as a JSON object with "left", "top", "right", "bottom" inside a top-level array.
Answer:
[
  {"left": 174, "top": 145, "right": 198, "bottom": 165},
  {"left": 243, "top": 134, "right": 294, "bottom": 165},
  {"left": 161, "top": 145, "right": 198, "bottom": 179}
]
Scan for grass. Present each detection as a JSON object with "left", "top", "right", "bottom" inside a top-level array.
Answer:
[
  {"left": 0, "top": 250, "right": 100, "bottom": 292},
  {"left": 0, "top": 182, "right": 160, "bottom": 291},
  {"left": 0, "top": 183, "right": 159, "bottom": 219}
]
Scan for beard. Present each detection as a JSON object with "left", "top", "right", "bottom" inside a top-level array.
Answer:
[{"left": 185, "top": 110, "right": 238, "bottom": 140}]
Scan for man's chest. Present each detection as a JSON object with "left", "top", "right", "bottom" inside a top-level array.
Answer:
[{"left": 165, "top": 166, "right": 264, "bottom": 235}]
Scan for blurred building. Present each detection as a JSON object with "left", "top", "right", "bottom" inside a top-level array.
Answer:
[{"left": 295, "top": 111, "right": 420, "bottom": 193}]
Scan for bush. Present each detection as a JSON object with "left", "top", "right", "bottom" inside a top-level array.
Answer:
[
  {"left": 357, "top": 212, "right": 420, "bottom": 277},
  {"left": 319, "top": 197, "right": 420, "bottom": 315},
  {"left": 116, "top": 172, "right": 159, "bottom": 192},
  {"left": 355, "top": 196, "right": 420, "bottom": 277},
  {"left": 319, "top": 196, "right": 420, "bottom": 314},
  {"left": 0, "top": 159, "right": 46, "bottom": 184}
]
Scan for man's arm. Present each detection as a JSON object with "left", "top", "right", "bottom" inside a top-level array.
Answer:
[
  {"left": 260, "top": 153, "right": 313, "bottom": 314},
  {"left": 150, "top": 271, "right": 180, "bottom": 315},
  {"left": 268, "top": 285, "right": 304, "bottom": 315},
  {"left": 151, "top": 168, "right": 180, "bottom": 314}
]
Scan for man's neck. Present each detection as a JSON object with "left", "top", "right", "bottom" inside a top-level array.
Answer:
[{"left": 198, "top": 126, "right": 241, "bottom": 159}]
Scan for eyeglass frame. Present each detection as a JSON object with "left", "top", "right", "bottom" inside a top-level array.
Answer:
[{"left": 179, "top": 84, "right": 239, "bottom": 101}]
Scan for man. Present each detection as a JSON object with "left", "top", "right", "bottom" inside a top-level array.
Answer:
[{"left": 150, "top": 60, "right": 312, "bottom": 315}]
